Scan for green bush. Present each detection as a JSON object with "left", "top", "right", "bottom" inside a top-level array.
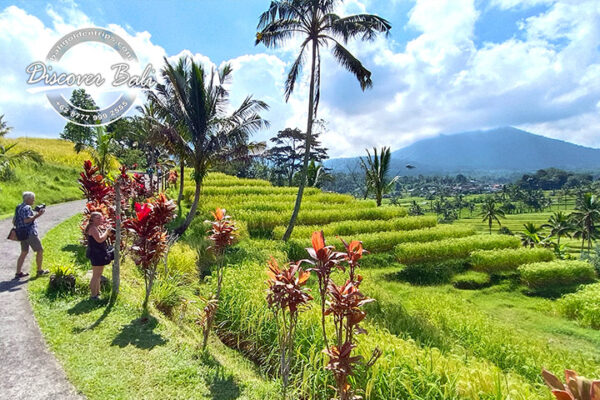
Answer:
[
  {"left": 559, "top": 283, "right": 600, "bottom": 329},
  {"left": 398, "top": 259, "right": 468, "bottom": 284},
  {"left": 395, "top": 235, "right": 520, "bottom": 265},
  {"left": 452, "top": 271, "right": 491, "bottom": 290},
  {"left": 272, "top": 216, "right": 438, "bottom": 239},
  {"left": 166, "top": 243, "right": 198, "bottom": 282},
  {"left": 518, "top": 260, "right": 596, "bottom": 291},
  {"left": 470, "top": 248, "right": 555, "bottom": 273},
  {"left": 48, "top": 264, "right": 77, "bottom": 294},
  {"left": 152, "top": 275, "right": 186, "bottom": 317},
  {"left": 287, "top": 225, "right": 475, "bottom": 255}
]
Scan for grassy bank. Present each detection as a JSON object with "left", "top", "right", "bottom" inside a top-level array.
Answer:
[{"left": 29, "top": 214, "right": 278, "bottom": 400}]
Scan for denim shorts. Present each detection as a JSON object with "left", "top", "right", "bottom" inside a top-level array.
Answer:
[{"left": 20, "top": 234, "right": 43, "bottom": 252}]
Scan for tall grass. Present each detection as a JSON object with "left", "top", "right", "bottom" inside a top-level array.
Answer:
[
  {"left": 395, "top": 235, "right": 521, "bottom": 265},
  {"left": 559, "top": 283, "right": 600, "bottom": 329},
  {"left": 470, "top": 248, "right": 555, "bottom": 273},
  {"left": 273, "top": 216, "right": 438, "bottom": 239},
  {"left": 217, "top": 241, "right": 545, "bottom": 400},
  {"left": 519, "top": 260, "right": 597, "bottom": 291}
]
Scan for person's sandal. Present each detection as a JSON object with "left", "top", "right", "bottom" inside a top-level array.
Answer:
[
  {"left": 36, "top": 269, "right": 49, "bottom": 276},
  {"left": 14, "top": 272, "right": 29, "bottom": 279}
]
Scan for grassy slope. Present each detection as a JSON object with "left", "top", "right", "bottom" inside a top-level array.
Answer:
[
  {"left": 29, "top": 214, "right": 278, "bottom": 400},
  {"left": 0, "top": 138, "right": 87, "bottom": 217}
]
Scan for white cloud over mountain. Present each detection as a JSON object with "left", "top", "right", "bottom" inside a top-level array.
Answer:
[{"left": 0, "top": 0, "right": 599, "bottom": 157}]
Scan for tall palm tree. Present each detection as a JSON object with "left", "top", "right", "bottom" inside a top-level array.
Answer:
[
  {"left": 570, "top": 193, "right": 600, "bottom": 252},
  {"left": 150, "top": 56, "right": 269, "bottom": 235},
  {"left": 479, "top": 197, "right": 505, "bottom": 234},
  {"left": 541, "top": 211, "right": 572, "bottom": 246},
  {"left": 256, "top": 0, "right": 391, "bottom": 240},
  {"left": 0, "top": 114, "right": 11, "bottom": 137},
  {"left": 359, "top": 147, "right": 398, "bottom": 206}
]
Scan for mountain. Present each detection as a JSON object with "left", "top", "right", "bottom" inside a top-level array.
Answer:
[{"left": 324, "top": 127, "right": 600, "bottom": 176}]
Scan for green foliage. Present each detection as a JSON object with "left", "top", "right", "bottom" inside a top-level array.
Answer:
[
  {"left": 273, "top": 216, "right": 437, "bottom": 239},
  {"left": 399, "top": 259, "right": 468, "bottom": 285},
  {"left": 470, "top": 247, "right": 555, "bottom": 273},
  {"left": 165, "top": 243, "right": 199, "bottom": 282},
  {"left": 48, "top": 264, "right": 77, "bottom": 294},
  {"left": 451, "top": 271, "right": 491, "bottom": 290},
  {"left": 519, "top": 260, "right": 596, "bottom": 291},
  {"left": 559, "top": 283, "right": 600, "bottom": 329},
  {"left": 59, "top": 89, "right": 98, "bottom": 152},
  {"left": 152, "top": 275, "right": 186, "bottom": 317},
  {"left": 288, "top": 225, "right": 475, "bottom": 256},
  {"left": 395, "top": 234, "right": 521, "bottom": 265}
]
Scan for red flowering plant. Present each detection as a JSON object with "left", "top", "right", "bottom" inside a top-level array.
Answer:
[
  {"left": 266, "top": 257, "right": 312, "bottom": 398},
  {"left": 79, "top": 160, "right": 113, "bottom": 204},
  {"left": 124, "top": 193, "right": 176, "bottom": 310},
  {"left": 167, "top": 170, "right": 178, "bottom": 186},
  {"left": 323, "top": 236, "right": 380, "bottom": 400},
  {"left": 542, "top": 369, "right": 600, "bottom": 400},
  {"left": 304, "top": 230, "right": 345, "bottom": 346},
  {"left": 201, "top": 208, "right": 238, "bottom": 350}
]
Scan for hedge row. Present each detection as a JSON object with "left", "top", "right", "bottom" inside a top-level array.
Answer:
[
  {"left": 200, "top": 199, "right": 378, "bottom": 214},
  {"left": 272, "top": 216, "right": 437, "bottom": 239},
  {"left": 286, "top": 225, "right": 475, "bottom": 259},
  {"left": 182, "top": 191, "right": 355, "bottom": 206},
  {"left": 559, "top": 283, "right": 600, "bottom": 329},
  {"left": 518, "top": 260, "right": 596, "bottom": 290},
  {"left": 239, "top": 207, "right": 408, "bottom": 232},
  {"left": 470, "top": 248, "right": 555, "bottom": 273},
  {"left": 395, "top": 235, "right": 521, "bottom": 265}
]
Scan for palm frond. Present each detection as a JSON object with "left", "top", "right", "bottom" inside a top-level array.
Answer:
[{"left": 330, "top": 40, "right": 373, "bottom": 90}]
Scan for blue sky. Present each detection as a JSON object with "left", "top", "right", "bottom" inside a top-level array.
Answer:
[{"left": 1, "top": 0, "right": 599, "bottom": 157}]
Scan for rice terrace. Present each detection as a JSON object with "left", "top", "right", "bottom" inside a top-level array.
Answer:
[{"left": 1, "top": 1, "right": 600, "bottom": 400}]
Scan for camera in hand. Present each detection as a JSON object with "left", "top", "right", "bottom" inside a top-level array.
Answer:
[{"left": 34, "top": 204, "right": 46, "bottom": 212}]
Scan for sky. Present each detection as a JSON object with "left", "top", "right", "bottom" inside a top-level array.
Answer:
[{"left": 0, "top": 0, "right": 599, "bottom": 158}]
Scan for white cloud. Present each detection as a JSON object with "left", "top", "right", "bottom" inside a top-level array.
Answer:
[{"left": 1, "top": 0, "right": 600, "bottom": 160}]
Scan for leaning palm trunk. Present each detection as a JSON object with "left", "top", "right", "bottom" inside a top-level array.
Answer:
[
  {"left": 283, "top": 42, "right": 317, "bottom": 242},
  {"left": 175, "top": 178, "right": 202, "bottom": 236},
  {"left": 177, "top": 160, "right": 185, "bottom": 204}
]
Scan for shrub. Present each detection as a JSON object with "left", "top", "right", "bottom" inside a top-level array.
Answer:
[
  {"left": 152, "top": 275, "right": 185, "bottom": 317},
  {"left": 399, "top": 259, "right": 468, "bottom": 285},
  {"left": 452, "top": 271, "right": 491, "bottom": 290},
  {"left": 559, "top": 282, "right": 600, "bottom": 329},
  {"left": 166, "top": 243, "right": 198, "bottom": 282},
  {"left": 48, "top": 264, "right": 77, "bottom": 294},
  {"left": 518, "top": 260, "right": 596, "bottom": 291},
  {"left": 272, "top": 216, "right": 438, "bottom": 239},
  {"left": 470, "top": 248, "right": 555, "bottom": 273},
  {"left": 498, "top": 226, "right": 513, "bottom": 235},
  {"left": 287, "top": 225, "right": 475, "bottom": 256},
  {"left": 395, "top": 235, "right": 520, "bottom": 265}
]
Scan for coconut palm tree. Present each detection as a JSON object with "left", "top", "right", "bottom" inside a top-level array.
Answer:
[
  {"left": 150, "top": 56, "right": 269, "bottom": 236},
  {"left": 0, "top": 114, "right": 11, "bottom": 137},
  {"left": 360, "top": 147, "right": 398, "bottom": 206},
  {"left": 541, "top": 211, "right": 572, "bottom": 246},
  {"left": 479, "top": 197, "right": 505, "bottom": 234},
  {"left": 256, "top": 0, "right": 391, "bottom": 240},
  {"left": 570, "top": 193, "right": 600, "bottom": 252},
  {"left": 520, "top": 222, "right": 543, "bottom": 248},
  {"left": 0, "top": 143, "right": 43, "bottom": 180},
  {"left": 87, "top": 126, "right": 116, "bottom": 177}
]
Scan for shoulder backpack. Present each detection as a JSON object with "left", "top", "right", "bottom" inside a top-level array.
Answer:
[{"left": 12, "top": 204, "right": 30, "bottom": 241}]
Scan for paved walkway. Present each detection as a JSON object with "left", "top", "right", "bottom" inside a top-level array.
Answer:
[{"left": 0, "top": 200, "right": 86, "bottom": 399}]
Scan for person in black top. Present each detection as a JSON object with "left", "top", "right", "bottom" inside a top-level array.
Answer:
[{"left": 84, "top": 212, "right": 113, "bottom": 300}]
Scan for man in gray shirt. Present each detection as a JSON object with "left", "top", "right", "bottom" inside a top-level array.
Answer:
[{"left": 13, "top": 191, "right": 48, "bottom": 278}]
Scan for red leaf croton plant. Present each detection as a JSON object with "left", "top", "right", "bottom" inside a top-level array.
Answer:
[
  {"left": 124, "top": 193, "right": 176, "bottom": 310},
  {"left": 542, "top": 369, "right": 600, "bottom": 400},
  {"left": 267, "top": 231, "right": 380, "bottom": 400},
  {"left": 201, "top": 208, "right": 238, "bottom": 351},
  {"left": 266, "top": 256, "right": 312, "bottom": 397}
]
